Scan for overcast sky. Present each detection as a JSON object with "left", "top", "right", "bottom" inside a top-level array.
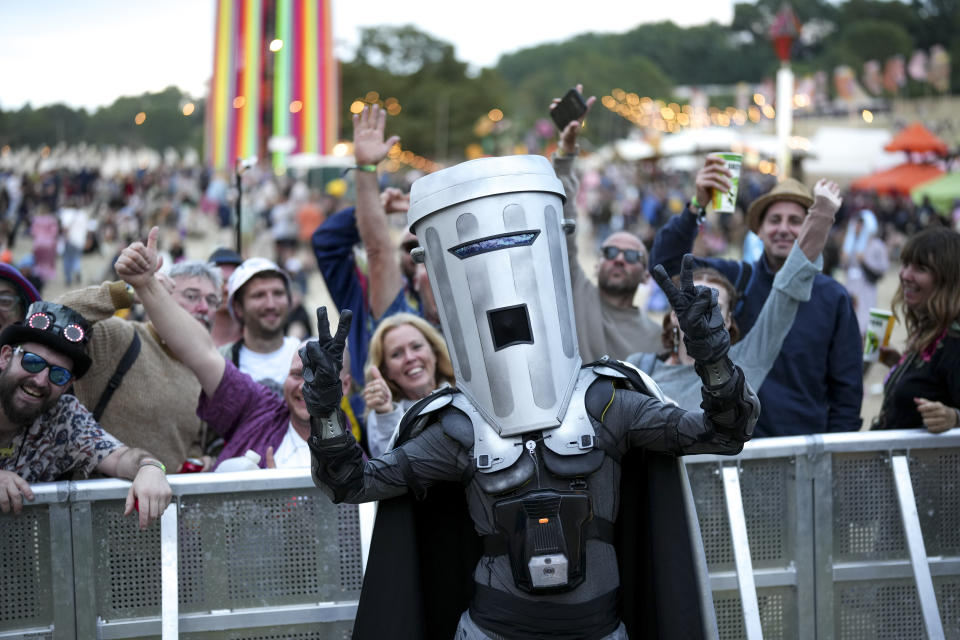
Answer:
[{"left": 0, "top": 0, "right": 734, "bottom": 111}]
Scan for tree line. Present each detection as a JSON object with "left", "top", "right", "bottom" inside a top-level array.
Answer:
[{"left": 1, "top": 0, "right": 957, "bottom": 163}]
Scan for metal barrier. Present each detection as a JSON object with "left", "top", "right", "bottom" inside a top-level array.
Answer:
[
  {"left": 685, "top": 429, "right": 960, "bottom": 640},
  {"left": 3, "top": 430, "right": 959, "bottom": 639},
  {"left": 0, "top": 469, "right": 366, "bottom": 640}
]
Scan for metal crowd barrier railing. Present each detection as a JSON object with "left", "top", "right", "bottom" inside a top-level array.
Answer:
[
  {"left": 684, "top": 428, "right": 960, "bottom": 640},
  {"left": 0, "top": 469, "right": 370, "bottom": 640},
  {"left": 2, "top": 429, "right": 959, "bottom": 639}
]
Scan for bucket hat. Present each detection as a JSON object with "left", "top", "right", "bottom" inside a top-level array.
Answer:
[{"left": 745, "top": 178, "right": 814, "bottom": 233}]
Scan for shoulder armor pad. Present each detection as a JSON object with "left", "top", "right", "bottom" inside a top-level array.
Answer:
[
  {"left": 450, "top": 395, "right": 525, "bottom": 474},
  {"left": 394, "top": 387, "right": 457, "bottom": 447},
  {"left": 592, "top": 359, "right": 669, "bottom": 405}
]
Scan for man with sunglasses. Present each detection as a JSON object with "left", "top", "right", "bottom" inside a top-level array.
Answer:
[
  {"left": 550, "top": 86, "right": 662, "bottom": 362},
  {"left": 0, "top": 301, "right": 171, "bottom": 529},
  {"left": 56, "top": 260, "right": 223, "bottom": 472}
]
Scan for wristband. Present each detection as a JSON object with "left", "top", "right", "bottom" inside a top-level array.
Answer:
[
  {"left": 138, "top": 458, "right": 166, "bottom": 474},
  {"left": 341, "top": 164, "right": 378, "bottom": 177},
  {"left": 690, "top": 195, "right": 701, "bottom": 211}
]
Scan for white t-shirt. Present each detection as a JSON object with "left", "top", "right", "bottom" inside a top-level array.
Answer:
[
  {"left": 272, "top": 423, "right": 311, "bottom": 468},
  {"left": 238, "top": 336, "right": 301, "bottom": 388}
]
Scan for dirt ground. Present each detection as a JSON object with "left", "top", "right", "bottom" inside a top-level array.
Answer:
[{"left": 33, "top": 209, "right": 898, "bottom": 431}]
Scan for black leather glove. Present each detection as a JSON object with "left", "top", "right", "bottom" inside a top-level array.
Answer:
[
  {"left": 652, "top": 254, "right": 730, "bottom": 364},
  {"left": 299, "top": 307, "right": 352, "bottom": 417}
]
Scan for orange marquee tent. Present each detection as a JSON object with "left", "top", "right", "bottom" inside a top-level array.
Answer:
[
  {"left": 883, "top": 122, "right": 949, "bottom": 155},
  {"left": 850, "top": 162, "right": 944, "bottom": 195}
]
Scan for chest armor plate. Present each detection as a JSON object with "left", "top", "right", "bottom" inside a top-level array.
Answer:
[{"left": 457, "top": 369, "right": 606, "bottom": 495}]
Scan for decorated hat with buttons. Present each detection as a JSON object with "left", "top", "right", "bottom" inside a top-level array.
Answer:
[{"left": 0, "top": 301, "right": 92, "bottom": 378}]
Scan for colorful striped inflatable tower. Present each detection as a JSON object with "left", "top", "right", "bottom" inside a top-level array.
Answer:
[{"left": 206, "top": 0, "right": 339, "bottom": 171}]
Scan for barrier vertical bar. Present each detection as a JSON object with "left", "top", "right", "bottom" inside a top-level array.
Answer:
[
  {"left": 810, "top": 448, "right": 834, "bottom": 639},
  {"left": 48, "top": 501, "right": 76, "bottom": 640},
  {"left": 161, "top": 502, "right": 179, "bottom": 639},
  {"left": 70, "top": 501, "right": 98, "bottom": 638},
  {"left": 680, "top": 460, "right": 720, "bottom": 639},
  {"left": 722, "top": 463, "right": 763, "bottom": 640},
  {"left": 891, "top": 454, "right": 945, "bottom": 639},
  {"left": 792, "top": 453, "right": 816, "bottom": 639}
]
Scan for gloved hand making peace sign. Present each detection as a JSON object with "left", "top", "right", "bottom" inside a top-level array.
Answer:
[
  {"left": 652, "top": 254, "right": 730, "bottom": 366},
  {"left": 300, "top": 307, "right": 353, "bottom": 421}
]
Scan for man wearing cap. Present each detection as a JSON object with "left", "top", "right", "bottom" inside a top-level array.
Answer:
[
  {"left": 0, "top": 263, "right": 41, "bottom": 333},
  {"left": 550, "top": 88, "right": 662, "bottom": 361},
  {"left": 218, "top": 257, "right": 299, "bottom": 391},
  {"left": 56, "top": 260, "right": 223, "bottom": 471},
  {"left": 207, "top": 246, "right": 244, "bottom": 347},
  {"left": 311, "top": 105, "right": 436, "bottom": 386},
  {"left": 650, "top": 157, "right": 863, "bottom": 436},
  {"left": 0, "top": 301, "right": 172, "bottom": 529}
]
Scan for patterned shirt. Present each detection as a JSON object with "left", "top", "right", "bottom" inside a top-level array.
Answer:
[{"left": 0, "top": 394, "right": 122, "bottom": 482}]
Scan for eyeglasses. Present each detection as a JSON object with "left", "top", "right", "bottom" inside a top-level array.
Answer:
[
  {"left": 177, "top": 288, "right": 221, "bottom": 309},
  {"left": 0, "top": 294, "right": 20, "bottom": 311},
  {"left": 14, "top": 347, "right": 73, "bottom": 386},
  {"left": 600, "top": 246, "right": 644, "bottom": 264},
  {"left": 26, "top": 312, "right": 87, "bottom": 343}
]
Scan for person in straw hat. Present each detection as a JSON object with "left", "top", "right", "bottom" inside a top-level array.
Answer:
[{"left": 651, "top": 157, "right": 863, "bottom": 437}]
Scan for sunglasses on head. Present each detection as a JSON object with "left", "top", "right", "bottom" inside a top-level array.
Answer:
[
  {"left": 600, "top": 246, "right": 643, "bottom": 264},
  {"left": 14, "top": 347, "right": 73, "bottom": 386}
]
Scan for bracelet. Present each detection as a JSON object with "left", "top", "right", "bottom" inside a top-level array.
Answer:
[
  {"left": 341, "top": 164, "right": 377, "bottom": 177},
  {"left": 138, "top": 458, "right": 166, "bottom": 474}
]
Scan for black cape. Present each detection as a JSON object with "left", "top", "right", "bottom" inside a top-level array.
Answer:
[{"left": 351, "top": 370, "right": 705, "bottom": 640}]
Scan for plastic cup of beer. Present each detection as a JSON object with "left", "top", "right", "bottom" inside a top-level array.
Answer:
[
  {"left": 863, "top": 308, "right": 895, "bottom": 362},
  {"left": 710, "top": 152, "right": 742, "bottom": 214}
]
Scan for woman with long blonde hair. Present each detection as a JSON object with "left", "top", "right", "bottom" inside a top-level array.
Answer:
[{"left": 362, "top": 313, "right": 454, "bottom": 457}]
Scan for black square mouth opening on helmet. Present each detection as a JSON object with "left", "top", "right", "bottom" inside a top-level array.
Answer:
[{"left": 487, "top": 304, "right": 533, "bottom": 351}]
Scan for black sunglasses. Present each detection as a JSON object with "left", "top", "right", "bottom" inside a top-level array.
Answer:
[
  {"left": 600, "top": 246, "right": 643, "bottom": 264},
  {"left": 15, "top": 347, "right": 73, "bottom": 386}
]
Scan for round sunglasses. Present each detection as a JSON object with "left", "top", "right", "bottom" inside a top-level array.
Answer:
[{"left": 14, "top": 347, "right": 73, "bottom": 386}]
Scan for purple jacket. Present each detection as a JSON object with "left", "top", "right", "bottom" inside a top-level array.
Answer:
[{"left": 198, "top": 361, "right": 289, "bottom": 468}]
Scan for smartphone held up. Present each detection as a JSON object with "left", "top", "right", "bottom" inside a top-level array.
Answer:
[{"left": 551, "top": 88, "right": 589, "bottom": 131}]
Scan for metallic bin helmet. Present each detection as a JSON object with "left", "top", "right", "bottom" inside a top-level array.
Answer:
[{"left": 407, "top": 155, "right": 581, "bottom": 437}]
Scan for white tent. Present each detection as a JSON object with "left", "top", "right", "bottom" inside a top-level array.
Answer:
[{"left": 802, "top": 126, "right": 902, "bottom": 178}]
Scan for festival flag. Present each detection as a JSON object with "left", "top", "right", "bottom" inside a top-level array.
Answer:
[
  {"left": 883, "top": 55, "right": 906, "bottom": 94},
  {"left": 908, "top": 49, "right": 928, "bottom": 81},
  {"left": 929, "top": 45, "right": 951, "bottom": 93},
  {"left": 863, "top": 60, "right": 883, "bottom": 96}
]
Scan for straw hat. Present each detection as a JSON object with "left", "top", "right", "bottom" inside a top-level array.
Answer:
[{"left": 745, "top": 178, "right": 813, "bottom": 233}]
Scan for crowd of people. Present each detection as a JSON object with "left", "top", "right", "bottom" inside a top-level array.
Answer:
[{"left": 1, "top": 84, "right": 958, "bottom": 638}]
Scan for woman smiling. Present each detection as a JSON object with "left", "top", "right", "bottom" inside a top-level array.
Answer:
[
  {"left": 362, "top": 313, "right": 454, "bottom": 457},
  {"left": 873, "top": 227, "right": 960, "bottom": 432}
]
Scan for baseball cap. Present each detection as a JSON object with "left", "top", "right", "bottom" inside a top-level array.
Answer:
[{"left": 226, "top": 257, "right": 291, "bottom": 320}]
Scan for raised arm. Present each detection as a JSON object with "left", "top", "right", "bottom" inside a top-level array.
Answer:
[
  {"left": 649, "top": 157, "right": 731, "bottom": 276},
  {"left": 798, "top": 179, "right": 841, "bottom": 261},
  {"left": 549, "top": 84, "right": 595, "bottom": 267},
  {"left": 114, "top": 227, "right": 225, "bottom": 397},
  {"left": 353, "top": 105, "right": 402, "bottom": 319}
]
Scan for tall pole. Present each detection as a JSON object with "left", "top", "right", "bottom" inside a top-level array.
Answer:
[
  {"left": 234, "top": 160, "right": 243, "bottom": 254},
  {"left": 776, "top": 64, "right": 794, "bottom": 179},
  {"left": 769, "top": 4, "right": 801, "bottom": 180}
]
